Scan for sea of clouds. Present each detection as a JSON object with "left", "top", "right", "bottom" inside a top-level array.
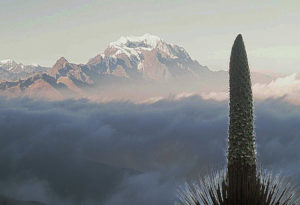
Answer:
[{"left": 0, "top": 95, "right": 299, "bottom": 204}]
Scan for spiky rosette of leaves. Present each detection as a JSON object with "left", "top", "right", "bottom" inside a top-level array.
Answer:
[
  {"left": 176, "top": 170, "right": 300, "bottom": 205},
  {"left": 176, "top": 170, "right": 228, "bottom": 205}
]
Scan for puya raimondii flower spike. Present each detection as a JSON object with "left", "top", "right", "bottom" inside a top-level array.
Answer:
[
  {"left": 176, "top": 34, "right": 300, "bottom": 205},
  {"left": 227, "top": 34, "right": 257, "bottom": 204}
]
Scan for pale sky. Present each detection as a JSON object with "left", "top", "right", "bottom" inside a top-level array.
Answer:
[{"left": 0, "top": 0, "right": 299, "bottom": 74}]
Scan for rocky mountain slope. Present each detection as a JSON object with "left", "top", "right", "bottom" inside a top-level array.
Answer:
[
  {"left": 0, "top": 34, "right": 273, "bottom": 100},
  {"left": 0, "top": 59, "right": 49, "bottom": 81}
]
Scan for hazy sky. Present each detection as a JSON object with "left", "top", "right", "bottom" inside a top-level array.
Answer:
[{"left": 0, "top": 0, "right": 299, "bottom": 74}]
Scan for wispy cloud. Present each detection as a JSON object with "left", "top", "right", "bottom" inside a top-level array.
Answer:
[
  {"left": 253, "top": 74, "right": 300, "bottom": 104},
  {"left": 194, "top": 74, "right": 300, "bottom": 105}
]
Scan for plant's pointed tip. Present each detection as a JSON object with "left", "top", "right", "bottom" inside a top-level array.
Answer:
[
  {"left": 234, "top": 34, "right": 243, "bottom": 44},
  {"left": 230, "top": 34, "right": 246, "bottom": 61},
  {"left": 236, "top": 33, "right": 243, "bottom": 39},
  {"left": 233, "top": 34, "right": 244, "bottom": 46}
]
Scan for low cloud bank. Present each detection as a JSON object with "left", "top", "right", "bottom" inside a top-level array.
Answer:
[
  {"left": 200, "top": 74, "right": 300, "bottom": 105},
  {"left": 253, "top": 73, "right": 300, "bottom": 104},
  {"left": 0, "top": 96, "right": 299, "bottom": 204}
]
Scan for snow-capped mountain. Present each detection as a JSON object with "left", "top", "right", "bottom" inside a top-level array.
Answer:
[
  {"left": 87, "top": 33, "right": 209, "bottom": 81},
  {"left": 0, "top": 59, "right": 49, "bottom": 81},
  {"left": 0, "top": 34, "right": 272, "bottom": 99}
]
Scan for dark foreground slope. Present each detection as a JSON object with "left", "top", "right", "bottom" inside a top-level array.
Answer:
[{"left": 0, "top": 195, "right": 46, "bottom": 205}]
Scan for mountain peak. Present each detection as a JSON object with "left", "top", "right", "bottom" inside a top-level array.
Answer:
[
  {"left": 109, "top": 33, "right": 162, "bottom": 49},
  {"left": 89, "top": 33, "right": 194, "bottom": 68},
  {"left": 0, "top": 59, "right": 16, "bottom": 65},
  {"left": 49, "top": 57, "right": 69, "bottom": 75},
  {"left": 56, "top": 57, "right": 69, "bottom": 65}
]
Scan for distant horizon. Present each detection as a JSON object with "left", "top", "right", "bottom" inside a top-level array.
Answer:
[
  {"left": 0, "top": 0, "right": 299, "bottom": 74},
  {"left": 0, "top": 33, "right": 296, "bottom": 76}
]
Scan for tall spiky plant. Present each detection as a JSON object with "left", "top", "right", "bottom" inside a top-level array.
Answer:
[
  {"left": 227, "top": 34, "right": 257, "bottom": 204},
  {"left": 176, "top": 34, "right": 300, "bottom": 205}
]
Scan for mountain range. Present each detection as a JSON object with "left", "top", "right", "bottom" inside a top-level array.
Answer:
[
  {"left": 0, "top": 34, "right": 273, "bottom": 100},
  {"left": 0, "top": 59, "right": 49, "bottom": 81}
]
